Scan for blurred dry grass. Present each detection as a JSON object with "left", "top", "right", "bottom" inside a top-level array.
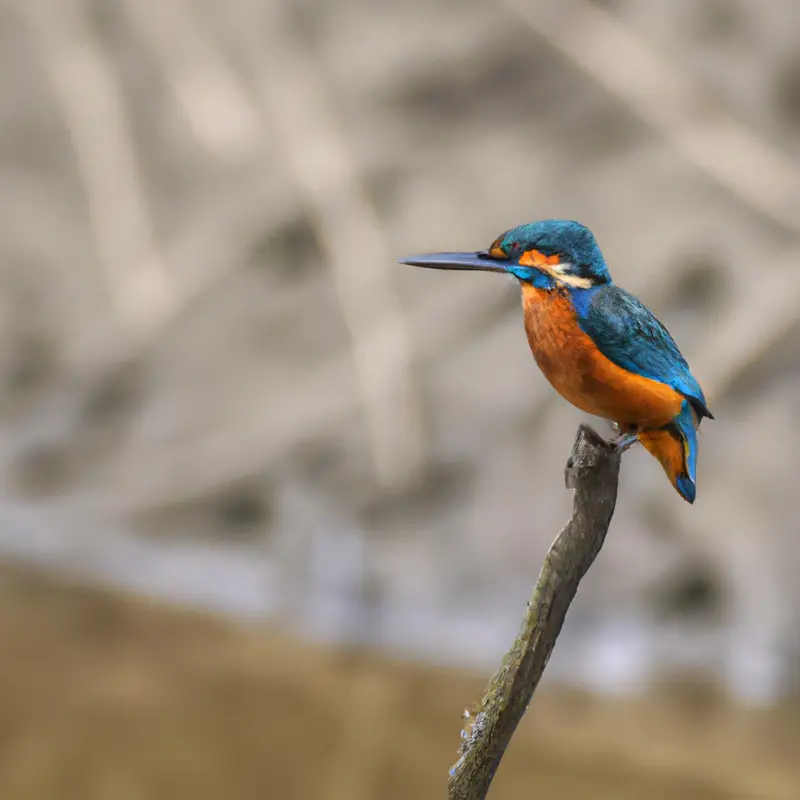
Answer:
[{"left": 0, "top": 565, "right": 798, "bottom": 800}]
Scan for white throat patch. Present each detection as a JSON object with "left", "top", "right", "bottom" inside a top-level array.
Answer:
[{"left": 547, "top": 262, "right": 593, "bottom": 289}]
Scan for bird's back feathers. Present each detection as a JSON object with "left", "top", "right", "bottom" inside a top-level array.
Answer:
[{"left": 573, "top": 284, "right": 713, "bottom": 421}]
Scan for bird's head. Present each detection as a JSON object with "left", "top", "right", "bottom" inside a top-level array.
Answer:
[{"left": 400, "top": 219, "right": 611, "bottom": 289}]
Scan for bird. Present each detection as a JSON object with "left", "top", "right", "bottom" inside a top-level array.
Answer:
[{"left": 400, "top": 219, "right": 713, "bottom": 503}]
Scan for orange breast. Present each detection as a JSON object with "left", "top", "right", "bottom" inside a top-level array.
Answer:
[{"left": 521, "top": 284, "right": 683, "bottom": 428}]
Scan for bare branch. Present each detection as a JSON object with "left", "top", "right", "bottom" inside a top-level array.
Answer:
[
  {"left": 448, "top": 425, "right": 621, "bottom": 800},
  {"left": 17, "top": 2, "right": 173, "bottom": 330},
  {"left": 500, "top": 0, "right": 799, "bottom": 234},
  {"left": 63, "top": 279, "right": 521, "bottom": 517},
  {"left": 120, "top": 0, "right": 263, "bottom": 160},
  {"left": 692, "top": 253, "right": 800, "bottom": 404},
  {"left": 208, "top": 0, "right": 426, "bottom": 488},
  {"left": 64, "top": 171, "right": 300, "bottom": 371}
]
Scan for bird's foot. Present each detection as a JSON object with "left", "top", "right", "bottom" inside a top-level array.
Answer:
[{"left": 609, "top": 432, "right": 639, "bottom": 453}]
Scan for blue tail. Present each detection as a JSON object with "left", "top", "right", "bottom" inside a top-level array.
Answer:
[{"left": 673, "top": 400, "right": 698, "bottom": 503}]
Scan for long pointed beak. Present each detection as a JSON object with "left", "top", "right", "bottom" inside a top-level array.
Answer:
[{"left": 398, "top": 251, "right": 507, "bottom": 274}]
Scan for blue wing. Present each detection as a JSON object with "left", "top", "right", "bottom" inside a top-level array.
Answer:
[{"left": 573, "top": 285, "right": 713, "bottom": 420}]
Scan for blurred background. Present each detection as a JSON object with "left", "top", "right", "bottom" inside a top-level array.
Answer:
[{"left": 0, "top": 0, "right": 799, "bottom": 797}]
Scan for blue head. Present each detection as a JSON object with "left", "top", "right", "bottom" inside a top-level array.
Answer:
[{"left": 400, "top": 220, "right": 611, "bottom": 288}]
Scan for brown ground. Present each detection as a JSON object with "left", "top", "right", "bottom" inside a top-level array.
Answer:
[{"left": 0, "top": 566, "right": 797, "bottom": 800}]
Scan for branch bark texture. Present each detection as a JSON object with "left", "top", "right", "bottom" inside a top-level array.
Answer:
[{"left": 448, "top": 424, "right": 622, "bottom": 800}]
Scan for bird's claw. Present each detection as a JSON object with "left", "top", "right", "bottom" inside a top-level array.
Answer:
[{"left": 609, "top": 432, "right": 639, "bottom": 453}]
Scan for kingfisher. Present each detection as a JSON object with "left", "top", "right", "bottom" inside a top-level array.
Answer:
[{"left": 400, "top": 220, "right": 713, "bottom": 503}]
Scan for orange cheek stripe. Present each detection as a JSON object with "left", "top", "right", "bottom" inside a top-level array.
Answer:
[
  {"left": 490, "top": 245, "right": 508, "bottom": 259},
  {"left": 519, "top": 249, "right": 560, "bottom": 267}
]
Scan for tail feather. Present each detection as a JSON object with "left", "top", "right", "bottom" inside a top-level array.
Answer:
[
  {"left": 638, "top": 400, "right": 699, "bottom": 503},
  {"left": 674, "top": 400, "right": 699, "bottom": 484}
]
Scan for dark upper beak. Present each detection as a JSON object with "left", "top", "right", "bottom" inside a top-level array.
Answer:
[{"left": 398, "top": 250, "right": 507, "bottom": 273}]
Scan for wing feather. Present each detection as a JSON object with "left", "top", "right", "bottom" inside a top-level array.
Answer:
[{"left": 575, "top": 285, "right": 713, "bottom": 420}]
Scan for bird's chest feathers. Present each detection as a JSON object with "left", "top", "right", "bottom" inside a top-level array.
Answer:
[{"left": 521, "top": 284, "right": 590, "bottom": 384}]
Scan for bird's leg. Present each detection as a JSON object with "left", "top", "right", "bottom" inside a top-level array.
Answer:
[
  {"left": 608, "top": 422, "right": 639, "bottom": 452},
  {"left": 610, "top": 433, "right": 639, "bottom": 452}
]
